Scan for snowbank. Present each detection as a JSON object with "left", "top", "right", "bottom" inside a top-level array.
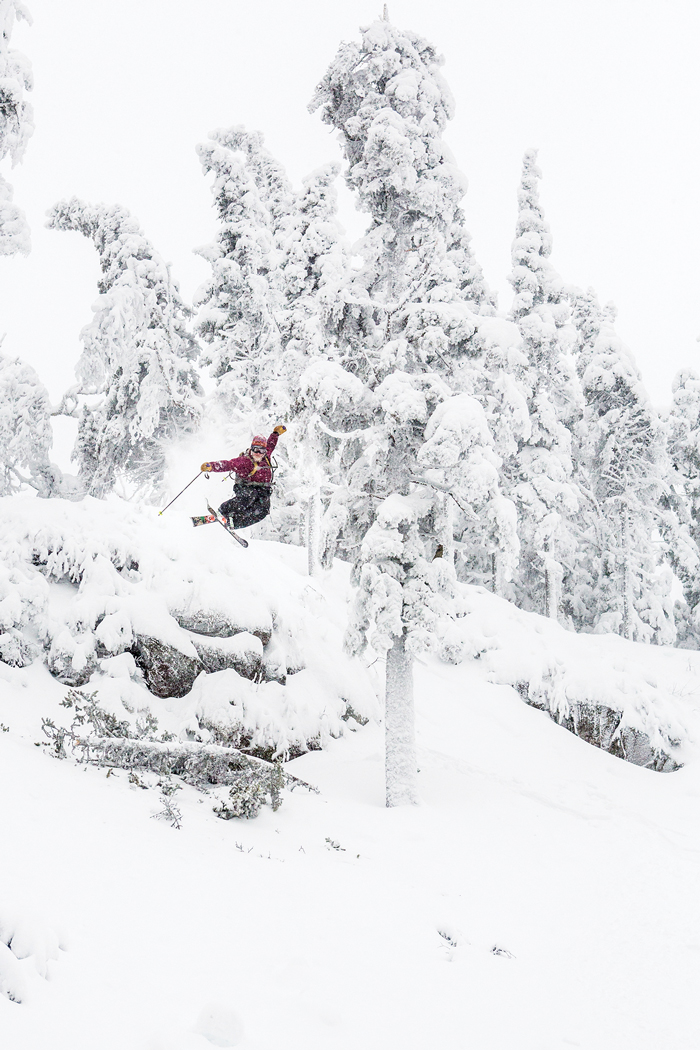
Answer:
[
  {"left": 0, "top": 496, "right": 377, "bottom": 758},
  {"left": 439, "top": 585, "right": 696, "bottom": 770}
]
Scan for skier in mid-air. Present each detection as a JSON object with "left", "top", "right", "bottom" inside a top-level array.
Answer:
[{"left": 197, "top": 425, "right": 287, "bottom": 534}]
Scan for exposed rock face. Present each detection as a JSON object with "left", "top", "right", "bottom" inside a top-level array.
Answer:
[
  {"left": 131, "top": 635, "right": 202, "bottom": 699},
  {"left": 520, "top": 686, "right": 681, "bottom": 772},
  {"left": 172, "top": 609, "right": 272, "bottom": 647},
  {"left": 188, "top": 631, "right": 264, "bottom": 682}
]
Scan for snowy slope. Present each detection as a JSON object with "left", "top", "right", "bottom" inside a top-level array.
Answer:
[{"left": 2, "top": 509, "right": 700, "bottom": 1049}]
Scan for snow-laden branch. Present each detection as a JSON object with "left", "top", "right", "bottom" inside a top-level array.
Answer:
[
  {"left": 311, "top": 413, "right": 372, "bottom": 442},
  {"left": 409, "top": 473, "right": 479, "bottom": 521}
]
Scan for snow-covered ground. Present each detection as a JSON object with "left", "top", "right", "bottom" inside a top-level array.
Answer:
[{"left": 2, "top": 507, "right": 700, "bottom": 1049}]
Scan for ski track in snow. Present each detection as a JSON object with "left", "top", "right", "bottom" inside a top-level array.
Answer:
[{"left": 2, "top": 528, "right": 700, "bottom": 1048}]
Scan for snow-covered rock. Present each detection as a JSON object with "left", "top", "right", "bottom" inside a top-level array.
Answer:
[
  {"left": 441, "top": 584, "right": 688, "bottom": 770},
  {"left": 0, "top": 495, "right": 377, "bottom": 758}
]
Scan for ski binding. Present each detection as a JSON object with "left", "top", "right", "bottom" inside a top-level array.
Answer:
[{"left": 205, "top": 503, "right": 248, "bottom": 547}]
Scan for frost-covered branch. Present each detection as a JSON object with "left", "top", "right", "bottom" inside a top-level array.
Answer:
[{"left": 408, "top": 474, "right": 479, "bottom": 522}]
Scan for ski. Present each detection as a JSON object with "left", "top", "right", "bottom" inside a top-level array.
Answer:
[{"left": 205, "top": 503, "right": 249, "bottom": 547}]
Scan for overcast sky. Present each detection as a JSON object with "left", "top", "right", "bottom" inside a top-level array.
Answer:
[{"left": 1, "top": 0, "right": 699, "bottom": 408}]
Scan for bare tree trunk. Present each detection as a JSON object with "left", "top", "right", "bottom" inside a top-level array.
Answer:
[
  {"left": 544, "top": 566, "right": 558, "bottom": 620},
  {"left": 385, "top": 628, "right": 418, "bottom": 807},
  {"left": 543, "top": 538, "right": 559, "bottom": 621},
  {"left": 441, "top": 492, "right": 454, "bottom": 566},
  {"left": 306, "top": 490, "right": 321, "bottom": 577},
  {"left": 492, "top": 551, "right": 508, "bottom": 597},
  {"left": 620, "top": 506, "right": 633, "bottom": 640}
]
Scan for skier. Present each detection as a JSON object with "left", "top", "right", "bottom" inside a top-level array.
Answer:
[{"left": 200, "top": 426, "right": 287, "bottom": 530}]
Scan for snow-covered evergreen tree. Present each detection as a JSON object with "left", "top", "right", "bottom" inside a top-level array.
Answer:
[
  {"left": 310, "top": 13, "right": 502, "bottom": 804},
  {"left": 266, "top": 162, "right": 355, "bottom": 561},
  {"left": 662, "top": 368, "right": 700, "bottom": 639},
  {"left": 576, "top": 319, "right": 675, "bottom": 642},
  {"left": 0, "top": 350, "right": 55, "bottom": 495},
  {"left": 47, "top": 198, "right": 202, "bottom": 500},
  {"left": 272, "top": 163, "right": 348, "bottom": 409},
  {"left": 213, "top": 125, "right": 293, "bottom": 250},
  {"left": 444, "top": 209, "right": 497, "bottom": 315},
  {"left": 195, "top": 127, "right": 281, "bottom": 416},
  {"left": 506, "top": 150, "right": 581, "bottom": 620},
  {"left": 415, "top": 391, "right": 519, "bottom": 587},
  {"left": 0, "top": 0, "right": 32, "bottom": 255}
]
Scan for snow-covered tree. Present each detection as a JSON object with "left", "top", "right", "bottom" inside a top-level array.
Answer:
[
  {"left": 195, "top": 127, "right": 281, "bottom": 416},
  {"left": 505, "top": 150, "right": 582, "bottom": 620},
  {"left": 276, "top": 164, "right": 346, "bottom": 364},
  {"left": 268, "top": 163, "right": 353, "bottom": 564},
  {"left": 213, "top": 125, "right": 293, "bottom": 249},
  {"left": 576, "top": 320, "right": 675, "bottom": 642},
  {"left": 0, "top": 0, "right": 32, "bottom": 255},
  {"left": 47, "top": 198, "right": 202, "bottom": 500},
  {"left": 310, "top": 14, "right": 503, "bottom": 805},
  {"left": 309, "top": 11, "right": 497, "bottom": 341},
  {"left": 663, "top": 368, "right": 700, "bottom": 638},
  {"left": 444, "top": 209, "right": 497, "bottom": 314},
  {"left": 0, "top": 351, "right": 55, "bottom": 495},
  {"left": 667, "top": 369, "right": 700, "bottom": 543},
  {"left": 415, "top": 391, "right": 519, "bottom": 586}
]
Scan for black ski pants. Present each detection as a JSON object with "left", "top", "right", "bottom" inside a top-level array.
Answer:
[{"left": 219, "top": 484, "right": 271, "bottom": 529}]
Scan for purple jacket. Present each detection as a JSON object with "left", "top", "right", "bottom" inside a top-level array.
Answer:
[{"left": 207, "top": 431, "right": 279, "bottom": 485}]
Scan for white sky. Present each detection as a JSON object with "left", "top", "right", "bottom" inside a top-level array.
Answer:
[{"left": 1, "top": 0, "right": 699, "bottom": 407}]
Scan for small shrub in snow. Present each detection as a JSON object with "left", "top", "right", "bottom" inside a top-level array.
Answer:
[
  {"left": 41, "top": 689, "right": 132, "bottom": 758},
  {"left": 213, "top": 779, "right": 266, "bottom": 821},
  {"left": 153, "top": 780, "right": 183, "bottom": 830},
  {"left": 213, "top": 762, "right": 284, "bottom": 820}
]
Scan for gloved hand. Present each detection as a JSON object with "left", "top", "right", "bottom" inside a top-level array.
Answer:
[
  {"left": 273, "top": 425, "right": 287, "bottom": 435},
  {"left": 201, "top": 462, "right": 213, "bottom": 472}
]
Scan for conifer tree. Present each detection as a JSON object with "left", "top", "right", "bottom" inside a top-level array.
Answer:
[
  {"left": 0, "top": 351, "right": 55, "bottom": 495},
  {"left": 663, "top": 368, "right": 700, "bottom": 638},
  {"left": 271, "top": 162, "right": 352, "bottom": 565},
  {"left": 274, "top": 163, "right": 347, "bottom": 406},
  {"left": 212, "top": 125, "right": 293, "bottom": 248},
  {"left": 506, "top": 149, "right": 581, "bottom": 620},
  {"left": 195, "top": 128, "right": 280, "bottom": 415},
  {"left": 310, "top": 14, "right": 499, "bottom": 804},
  {"left": 577, "top": 319, "right": 675, "bottom": 642},
  {"left": 47, "top": 199, "right": 202, "bottom": 500},
  {"left": 444, "top": 210, "right": 497, "bottom": 315},
  {"left": 0, "top": 0, "right": 32, "bottom": 255}
]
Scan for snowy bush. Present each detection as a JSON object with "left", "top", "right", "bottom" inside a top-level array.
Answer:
[{"left": 0, "top": 544, "right": 47, "bottom": 666}]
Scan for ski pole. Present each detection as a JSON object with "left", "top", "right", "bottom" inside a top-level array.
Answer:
[{"left": 158, "top": 471, "right": 204, "bottom": 516}]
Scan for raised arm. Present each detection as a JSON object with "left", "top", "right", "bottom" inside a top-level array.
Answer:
[{"left": 266, "top": 424, "right": 287, "bottom": 455}]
